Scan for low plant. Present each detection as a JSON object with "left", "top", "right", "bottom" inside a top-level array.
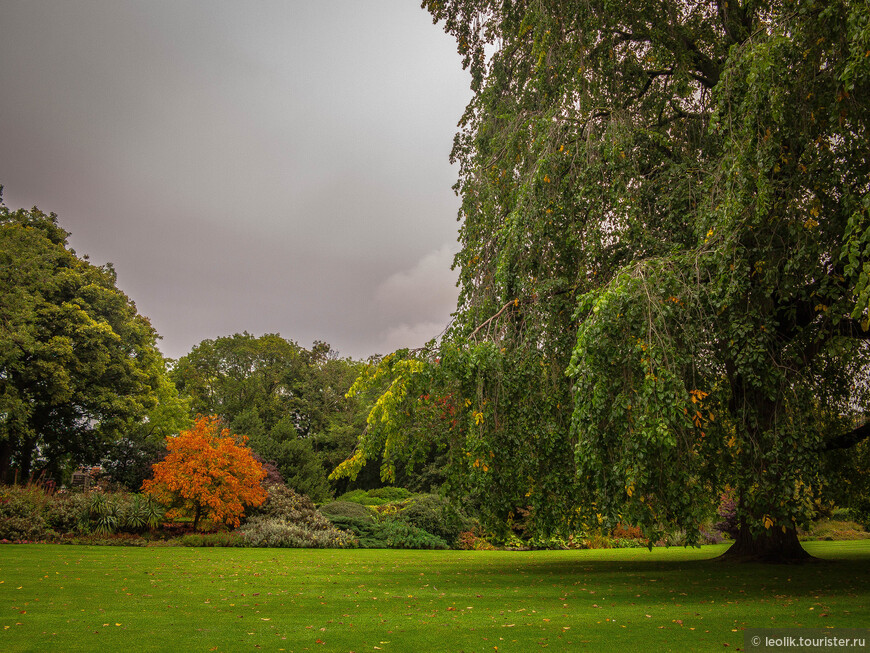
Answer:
[
  {"left": 323, "top": 515, "right": 388, "bottom": 548},
  {"left": 239, "top": 484, "right": 357, "bottom": 548},
  {"left": 337, "top": 487, "right": 413, "bottom": 506},
  {"left": 397, "top": 494, "right": 472, "bottom": 545},
  {"left": 458, "top": 528, "right": 496, "bottom": 551},
  {"left": 177, "top": 532, "right": 242, "bottom": 547},
  {"left": 319, "top": 500, "right": 375, "bottom": 522},
  {"left": 378, "top": 520, "right": 448, "bottom": 550},
  {"left": 44, "top": 492, "right": 90, "bottom": 533},
  {"left": 800, "top": 518, "right": 870, "bottom": 541},
  {"left": 237, "top": 515, "right": 357, "bottom": 548},
  {"left": 0, "top": 484, "right": 50, "bottom": 541}
]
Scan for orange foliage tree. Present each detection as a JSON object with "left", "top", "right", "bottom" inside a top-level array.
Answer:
[{"left": 142, "top": 415, "right": 267, "bottom": 530}]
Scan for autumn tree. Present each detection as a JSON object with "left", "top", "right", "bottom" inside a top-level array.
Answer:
[
  {"left": 0, "top": 195, "right": 167, "bottom": 482},
  {"left": 334, "top": 0, "right": 870, "bottom": 561},
  {"left": 143, "top": 415, "right": 266, "bottom": 530}
]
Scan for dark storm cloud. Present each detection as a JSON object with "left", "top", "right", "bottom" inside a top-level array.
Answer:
[{"left": 0, "top": 0, "right": 469, "bottom": 359}]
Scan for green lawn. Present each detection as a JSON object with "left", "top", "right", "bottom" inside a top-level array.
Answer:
[{"left": 1, "top": 541, "right": 868, "bottom": 652}]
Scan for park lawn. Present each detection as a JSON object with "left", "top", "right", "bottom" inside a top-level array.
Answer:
[{"left": 1, "top": 541, "right": 868, "bottom": 652}]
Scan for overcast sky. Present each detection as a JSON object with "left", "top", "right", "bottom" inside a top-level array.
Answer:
[{"left": 0, "top": 1, "right": 470, "bottom": 360}]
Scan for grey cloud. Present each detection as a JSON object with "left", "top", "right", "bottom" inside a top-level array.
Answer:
[{"left": 0, "top": 0, "right": 470, "bottom": 360}]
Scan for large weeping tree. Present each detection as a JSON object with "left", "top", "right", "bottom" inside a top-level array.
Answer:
[{"left": 334, "top": 0, "right": 870, "bottom": 561}]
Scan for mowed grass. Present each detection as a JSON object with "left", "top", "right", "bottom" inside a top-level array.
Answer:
[{"left": 1, "top": 541, "right": 868, "bottom": 652}]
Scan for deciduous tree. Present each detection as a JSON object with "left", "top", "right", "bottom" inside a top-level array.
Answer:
[
  {"left": 335, "top": 0, "right": 870, "bottom": 561},
  {"left": 0, "top": 196, "right": 166, "bottom": 482},
  {"left": 142, "top": 415, "right": 266, "bottom": 530}
]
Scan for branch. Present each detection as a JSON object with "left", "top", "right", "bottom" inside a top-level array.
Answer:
[
  {"left": 821, "top": 420, "right": 870, "bottom": 452},
  {"left": 468, "top": 285, "right": 579, "bottom": 343},
  {"left": 468, "top": 298, "right": 520, "bottom": 341}
]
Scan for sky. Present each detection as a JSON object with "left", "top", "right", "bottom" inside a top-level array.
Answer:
[{"left": 0, "top": 0, "right": 471, "bottom": 361}]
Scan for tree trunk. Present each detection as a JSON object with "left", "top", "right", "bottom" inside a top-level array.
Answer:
[
  {"left": 0, "top": 439, "right": 12, "bottom": 484},
  {"left": 18, "top": 436, "right": 36, "bottom": 482},
  {"left": 193, "top": 503, "right": 202, "bottom": 531},
  {"left": 719, "top": 523, "right": 813, "bottom": 563}
]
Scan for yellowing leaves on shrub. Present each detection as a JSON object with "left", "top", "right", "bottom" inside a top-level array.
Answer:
[{"left": 142, "top": 415, "right": 266, "bottom": 530}]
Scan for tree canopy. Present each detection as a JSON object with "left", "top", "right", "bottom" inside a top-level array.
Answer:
[
  {"left": 142, "top": 415, "right": 266, "bottom": 530},
  {"left": 0, "top": 199, "right": 168, "bottom": 482},
  {"left": 334, "top": 0, "right": 870, "bottom": 560},
  {"left": 172, "top": 333, "right": 370, "bottom": 500}
]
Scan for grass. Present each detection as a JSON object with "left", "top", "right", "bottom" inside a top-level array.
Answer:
[{"left": 1, "top": 541, "right": 868, "bottom": 652}]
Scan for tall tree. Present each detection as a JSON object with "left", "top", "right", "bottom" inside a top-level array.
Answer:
[
  {"left": 0, "top": 197, "right": 166, "bottom": 482},
  {"left": 335, "top": 0, "right": 870, "bottom": 560}
]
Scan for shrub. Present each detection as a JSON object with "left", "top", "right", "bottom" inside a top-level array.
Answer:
[
  {"left": 368, "top": 487, "right": 413, "bottom": 502},
  {"left": 0, "top": 485, "right": 49, "bottom": 541},
  {"left": 379, "top": 520, "right": 448, "bottom": 550},
  {"left": 239, "top": 485, "right": 357, "bottom": 548},
  {"left": 119, "top": 494, "right": 165, "bottom": 532},
  {"left": 324, "top": 516, "right": 388, "bottom": 548},
  {"left": 800, "top": 518, "right": 870, "bottom": 541},
  {"left": 853, "top": 498, "right": 870, "bottom": 531},
  {"left": 177, "top": 532, "right": 242, "bottom": 547},
  {"left": 398, "top": 494, "right": 472, "bottom": 545},
  {"left": 44, "top": 493, "right": 90, "bottom": 533},
  {"left": 252, "top": 484, "right": 334, "bottom": 527},
  {"left": 55, "top": 533, "right": 149, "bottom": 546},
  {"left": 319, "top": 501, "right": 375, "bottom": 522},
  {"left": 583, "top": 533, "right": 613, "bottom": 549},
  {"left": 699, "top": 526, "right": 726, "bottom": 545},
  {"left": 87, "top": 493, "right": 120, "bottom": 535},
  {"left": 237, "top": 516, "right": 357, "bottom": 548},
  {"left": 337, "top": 487, "right": 412, "bottom": 506},
  {"left": 458, "top": 528, "right": 496, "bottom": 551}
]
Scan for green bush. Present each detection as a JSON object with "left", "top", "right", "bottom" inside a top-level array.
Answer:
[
  {"left": 119, "top": 494, "right": 164, "bottom": 532},
  {"left": 319, "top": 501, "right": 375, "bottom": 522},
  {"left": 0, "top": 485, "right": 165, "bottom": 540},
  {"left": 55, "top": 533, "right": 149, "bottom": 546},
  {"left": 325, "top": 515, "right": 390, "bottom": 548},
  {"left": 238, "top": 516, "right": 357, "bottom": 548},
  {"left": 177, "top": 532, "right": 242, "bottom": 547},
  {"left": 379, "top": 520, "right": 448, "bottom": 550},
  {"left": 44, "top": 493, "right": 90, "bottom": 533},
  {"left": 81, "top": 492, "right": 165, "bottom": 535},
  {"left": 0, "top": 485, "right": 49, "bottom": 540},
  {"left": 397, "top": 494, "right": 471, "bottom": 545},
  {"left": 368, "top": 487, "right": 413, "bottom": 502},
  {"left": 337, "top": 487, "right": 413, "bottom": 506}
]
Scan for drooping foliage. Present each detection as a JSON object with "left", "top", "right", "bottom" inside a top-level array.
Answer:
[
  {"left": 335, "top": 0, "right": 870, "bottom": 558},
  {"left": 143, "top": 415, "right": 266, "bottom": 530},
  {"left": 0, "top": 197, "right": 169, "bottom": 482}
]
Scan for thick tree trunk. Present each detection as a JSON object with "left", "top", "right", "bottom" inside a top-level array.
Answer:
[
  {"left": 719, "top": 523, "right": 813, "bottom": 563},
  {"left": 193, "top": 504, "right": 202, "bottom": 531}
]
